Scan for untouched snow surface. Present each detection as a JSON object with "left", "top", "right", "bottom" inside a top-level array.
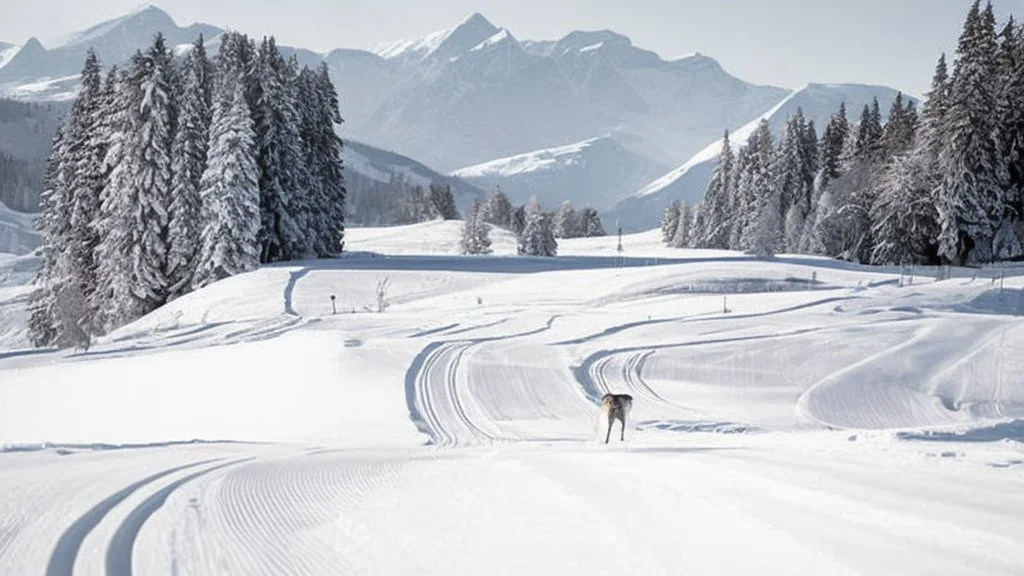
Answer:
[{"left": 1, "top": 222, "right": 1023, "bottom": 575}]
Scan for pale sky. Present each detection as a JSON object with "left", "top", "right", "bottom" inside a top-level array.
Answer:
[{"left": 2, "top": 0, "right": 1023, "bottom": 97}]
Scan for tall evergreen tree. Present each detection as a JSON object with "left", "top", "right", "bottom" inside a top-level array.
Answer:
[
  {"left": 936, "top": 0, "right": 1003, "bottom": 264},
  {"left": 880, "top": 92, "right": 918, "bottom": 158},
  {"left": 739, "top": 120, "right": 779, "bottom": 252},
  {"left": 313, "top": 62, "right": 346, "bottom": 255},
  {"left": 819, "top": 102, "right": 850, "bottom": 189},
  {"left": 871, "top": 153, "right": 938, "bottom": 264},
  {"left": 27, "top": 122, "right": 67, "bottom": 347},
  {"left": 775, "top": 111, "right": 810, "bottom": 251},
  {"left": 168, "top": 36, "right": 213, "bottom": 297},
  {"left": 194, "top": 83, "right": 261, "bottom": 287},
  {"left": 483, "top": 186, "right": 513, "bottom": 228},
  {"left": 554, "top": 200, "right": 579, "bottom": 238},
  {"left": 661, "top": 199, "right": 681, "bottom": 244},
  {"left": 995, "top": 16, "right": 1024, "bottom": 255},
  {"left": 670, "top": 202, "right": 693, "bottom": 248},
  {"left": 460, "top": 200, "right": 493, "bottom": 255},
  {"left": 252, "top": 37, "right": 306, "bottom": 262},
  {"left": 693, "top": 131, "right": 734, "bottom": 249},
  {"left": 578, "top": 207, "right": 606, "bottom": 237},
  {"left": 429, "top": 183, "right": 459, "bottom": 220},
  {"left": 510, "top": 205, "right": 527, "bottom": 236},
  {"left": 855, "top": 98, "right": 884, "bottom": 161},
  {"left": 518, "top": 204, "right": 558, "bottom": 257},
  {"left": 94, "top": 36, "right": 178, "bottom": 329},
  {"left": 58, "top": 50, "right": 106, "bottom": 334}
]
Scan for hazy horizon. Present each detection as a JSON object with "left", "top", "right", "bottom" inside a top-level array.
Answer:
[{"left": 3, "top": 1, "right": 1024, "bottom": 97}]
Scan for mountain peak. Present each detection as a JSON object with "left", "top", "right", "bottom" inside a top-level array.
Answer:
[
  {"left": 21, "top": 37, "right": 45, "bottom": 51},
  {"left": 461, "top": 12, "right": 495, "bottom": 29},
  {"left": 374, "top": 13, "right": 499, "bottom": 62}
]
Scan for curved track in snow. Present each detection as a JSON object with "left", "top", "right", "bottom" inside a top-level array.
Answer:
[
  {"left": 405, "top": 315, "right": 570, "bottom": 446},
  {"left": 45, "top": 459, "right": 224, "bottom": 576}
]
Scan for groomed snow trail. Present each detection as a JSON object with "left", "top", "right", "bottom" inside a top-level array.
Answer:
[{"left": 3, "top": 230, "right": 1024, "bottom": 574}]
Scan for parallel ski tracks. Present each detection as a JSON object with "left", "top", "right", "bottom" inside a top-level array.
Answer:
[
  {"left": 44, "top": 457, "right": 250, "bottom": 576},
  {"left": 207, "top": 454, "right": 406, "bottom": 575}
]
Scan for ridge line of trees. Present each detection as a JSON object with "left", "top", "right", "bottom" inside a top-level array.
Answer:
[{"left": 666, "top": 0, "right": 1024, "bottom": 267}]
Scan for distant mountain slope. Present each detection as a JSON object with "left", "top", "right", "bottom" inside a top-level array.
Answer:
[
  {"left": 606, "top": 83, "right": 914, "bottom": 231},
  {"left": 0, "top": 43, "right": 18, "bottom": 69},
  {"left": 345, "top": 140, "right": 485, "bottom": 208},
  {"left": 0, "top": 6, "right": 221, "bottom": 89},
  {"left": 452, "top": 136, "right": 667, "bottom": 210},
  {"left": 344, "top": 139, "right": 487, "bottom": 226}
]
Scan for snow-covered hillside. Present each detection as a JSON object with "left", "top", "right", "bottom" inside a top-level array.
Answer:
[
  {"left": 0, "top": 42, "right": 19, "bottom": 69},
  {"left": 1, "top": 220, "right": 1023, "bottom": 574},
  {"left": 452, "top": 136, "right": 668, "bottom": 210},
  {"left": 0, "top": 201, "right": 40, "bottom": 256},
  {"left": 608, "top": 83, "right": 913, "bottom": 231}
]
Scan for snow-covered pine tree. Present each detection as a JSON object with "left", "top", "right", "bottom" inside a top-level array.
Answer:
[
  {"left": 885, "top": 54, "right": 952, "bottom": 265},
  {"left": 429, "top": 183, "right": 459, "bottom": 220},
  {"left": 792, "top": 116, "right": 820, "bottom": 251},
  {"left": 671, "top": 202, "right": 693, "bottom": 248},
  {"left": 855, "top": 99, "right": 884, "bottom": 162},
  {"left": 880, "top": 92, "right": 917, "bottom": 159},
  {"left": 58, "top": 50, "right": 107, "bottom": 335},
  {"left": 819, "top": 102, "right": 849, "bottom": 191},
  {"left": 995, "top": 16, "right": 1024, "bottom": 258},
  {"left": 739, "top": 120, "right": 780, "bottom": 252},
  {"left": 870, "top": 153, "right": 936, "bottom": 264},
  {"left": 312, "top": 62, "right": 346, "bottom": 255},
  {"left": 661, "top": 199, "right": 681, "bottom": 244},
  {"left": 27, "top": 122, "right": 67, "bottom": 347},
  {"left": 93, "top": 36, "right": 178, "bottom": 330},
  {"left": 518, "top": 204, "right": 558, "bottom": 257},
  {"left": 936, "top": 0, "right": 1003, "bottom": 264},
  {"left": 252, "top": 37, "right": 306, "bottom": 262},
  {"left": 775, "top": 111, "right": 806, "bottom": 251},
  {"left": 578, "top": 206, "right": 605, "bottom": 237},
  {"left": 727, "top": 144, "right": 753, "bottom": 250},
  {"left": 167, "top": 36, "right": 213, "bottom": 297},
  {"left": 193, "top": 82, "right": 261, "bottom": 287},
  {"left": 510, "top": 204, "right": 527, "bottom": 236},
  {"left": 460, "top": 200, "right": 493, "bottom": 255},
  {"left": 484, "top": 186, "right": 513, "bottom": 228},
  {"left": 693, "top": 131, "right": 734, "bottom": 249},
  {"left": 554, "top": 200, "right": 579, "bottom": 238}
]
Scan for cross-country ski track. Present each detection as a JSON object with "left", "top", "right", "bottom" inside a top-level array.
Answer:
[{"left": 1, "top": 223, "right": 1023, "bottom": 574}]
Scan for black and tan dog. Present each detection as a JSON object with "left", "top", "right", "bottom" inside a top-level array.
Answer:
[{"left": 601, "top": 393, "right": 633, "bottom": 444}]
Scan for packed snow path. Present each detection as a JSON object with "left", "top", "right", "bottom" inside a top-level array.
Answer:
[{"left": 2, "top": 225, "right": 1024, "bottom": 574}]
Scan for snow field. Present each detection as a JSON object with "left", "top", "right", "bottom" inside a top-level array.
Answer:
[{"left": 1, "top": 223, "right": 1023, "bottom": 574}]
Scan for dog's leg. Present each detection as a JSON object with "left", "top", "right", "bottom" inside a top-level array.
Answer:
[
  {"left": 620, "top": 416, "right": 626, "bottom": 442},
  {"left": 605, "top": 412, "right": 613, "bottom": 444}
]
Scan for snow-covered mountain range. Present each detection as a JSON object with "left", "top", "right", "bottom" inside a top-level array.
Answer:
[
  {"left": 0, "top": 5, "right": 911, "bottom": 229},
  {"left": 452, "top": 136, "right": 667, "bottom": 210}
]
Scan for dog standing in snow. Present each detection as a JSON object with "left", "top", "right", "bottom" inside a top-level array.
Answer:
[{"left": 601, "top": 393, "right": 633, "bottom": 444}]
